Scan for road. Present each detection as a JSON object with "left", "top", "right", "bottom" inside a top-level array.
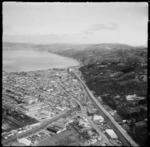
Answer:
[
  {"left": 72, "top": 71, "right": 138, "bottom": 147},
  {"left": 2, "top": 107, "right": 78, "bottom": 146},
  {"left": 58, "top": 82, "right": 112, "bottom": 146},
  {"left": 81, "top": 106, "right": 112, "bottom": 146}
]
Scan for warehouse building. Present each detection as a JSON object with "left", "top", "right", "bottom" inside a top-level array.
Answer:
[
  {"left": 93, "top": 115, "right": 104, "bottom": 123},
  {"left": 47, "top": 126, "right": 59, "bottom": 134},
  {"left": 18, "top": 138, "right": 31, "bottom": 146},
  {"left": 105, "top": 129, "right": 118, "bottom": 139}
]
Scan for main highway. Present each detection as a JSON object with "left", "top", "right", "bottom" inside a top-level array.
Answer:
[{"left": 72, "top": 70, "right": 138, "bottom": 146}]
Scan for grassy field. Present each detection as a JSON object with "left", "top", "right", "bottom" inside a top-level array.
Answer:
[{"left": 37, "top": 127, "right": 81, "bottom": 146}]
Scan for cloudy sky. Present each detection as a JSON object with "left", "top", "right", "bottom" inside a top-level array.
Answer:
[{"left": 3, "top": 2, "right": 148, "bottom": 46}]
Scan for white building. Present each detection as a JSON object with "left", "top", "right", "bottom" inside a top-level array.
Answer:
[
  {"left": 18, "top": 138, "right": 31, "bottom": 146},
  {"left": 97, "top": 136, "right": 102, "bottom": 141},
  {"left": 69, "top": 68, "right": 73, "bottom": 72},
  {"left": 57, "top": 127, "right": 66, "bottom": 134},
  {"left": 56, "top": 106, "right": 64, "bottom": 111},
  {"left": 30, "top": 122, "right": 41, "bottom": 128},
  {"left": 126, "top": 94, "right": 144, "bottom": 101},
  {"left": 105, "top": 129, "right": 118, "bottom": 139},
  {"left": 126, "top": 94, "right": 137, "bottom": 101},
  {"left": 93, "top": 115, "right": 104, "bottom": 122}
]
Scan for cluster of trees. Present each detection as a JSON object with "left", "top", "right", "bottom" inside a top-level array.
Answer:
[
  {"left": 80, "top": 61, "right": 147, "bottom": 96},
  {"left": 128, "top": 121, "right": 148, "bottom": 146},
  {"left": 79, "top": 59, "right": 147, "bottom": 145}
]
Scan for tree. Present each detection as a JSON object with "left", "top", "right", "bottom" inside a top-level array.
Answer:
[
  {"left": 80, "top": 131, "right": 91, "bottom": 140},
  {"left": 129, "top": 119, "right": 136, "bottom": 131}
]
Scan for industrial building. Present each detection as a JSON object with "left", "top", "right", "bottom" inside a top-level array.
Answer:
[
  {"left": 47, "top": 126, "right": 59, "bottom": 134},
  {"left": 105, "top": 129, "right": 118, "bottom": 139},
  {"left": 93, "top": 115, "right": 104, "bottom": 123},
  {"left": 18, "top": 138, "right": 32, "bottom": 146}
]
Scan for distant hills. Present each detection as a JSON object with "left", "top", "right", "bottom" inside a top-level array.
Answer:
[
  {"left": 3, "top": 42, "right": 147, "bottom": 65},
  {"left": 3, "top": 42, "right": 92, "bottom": 52},
  {"left": 3, "top": 42, "right": 146, "bottom": 51},
  {"left": 47, "top": 43, "right": 147, "bottom": 65}
]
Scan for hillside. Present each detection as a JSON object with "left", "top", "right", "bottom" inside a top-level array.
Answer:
[
  {"left": 3, "top": 42, "right": 91, "bottom": 52},
  {"left": 3, "top": 42, "right": 147, "bottom": 65},
  {"left": 54, "top": 44, "right": 147, "bottom": 65}
]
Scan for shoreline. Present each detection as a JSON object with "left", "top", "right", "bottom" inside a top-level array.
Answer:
[
  {"left": 3, "top": 64, "right": 81, "bottom": 74},
  {"left": 3, "top": 51, "right": 81, "bottom": 74}
]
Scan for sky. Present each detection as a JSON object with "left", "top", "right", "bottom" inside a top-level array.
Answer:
[{"left": 3, "top": 2, "right": 148, "bottom": 46}]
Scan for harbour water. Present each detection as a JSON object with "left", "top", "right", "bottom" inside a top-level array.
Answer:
[{"left": 3, "top": 50, "right": 79, "bottom": 72}]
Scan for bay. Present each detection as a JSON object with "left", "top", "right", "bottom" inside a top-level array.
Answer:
[{"left": 3, "top": 50, "right": 79, "bottom": 72}]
